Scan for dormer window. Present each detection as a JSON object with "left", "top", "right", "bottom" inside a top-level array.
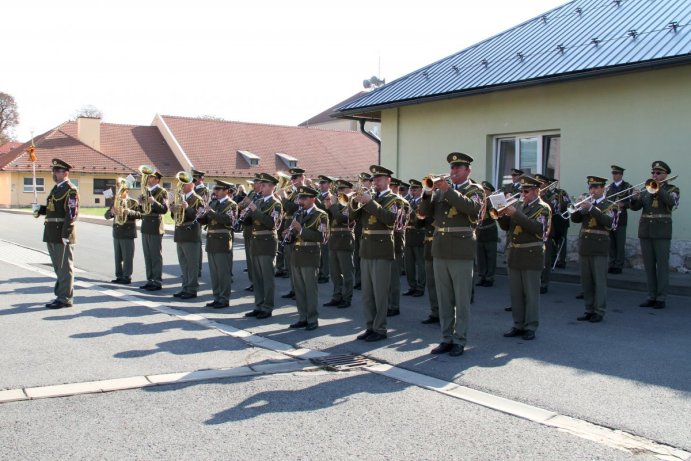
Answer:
[
  {"left": 275, "top": 152, "right": 298, "bottom": 168},
  {"left": 238, "top": 150, "right": 260, "bottom": 166}
]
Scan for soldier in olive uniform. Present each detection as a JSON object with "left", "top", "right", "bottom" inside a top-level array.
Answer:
[
  {"left": 323, "top": 179, "right": 355, "bottom": 308},
  {"left": 237, "top": 177, "right": 262, "bottom": 291},
  {"left": 606, "top": 165, "right": 632, "bottom": 274},
  {"left": 288, "top": 186, "right": 329, "bottom": 330},
  {"left": 353, "top": 172, "right": 372, "bottom": 290},
  {"left": 192, "top": 169, "right": 209, "bottom": 278},
  {"left": 419, "top": 210, "right": 440, "bottom": 325},
  {"left": 34, "top": 158, "right": 79, "bottom": 309},
  {"left": 550, "top": 182, "right": 572, "bottom": 270},
  {"left": 351, "top": 165, "right": 399, "bottom": 342},
  {"left": 170, "top": 177, "right": 203, "bottom": 299},
  {"left": 315, "top": 175, "right": 335, "bottom": 284},
  {"left": 476, "top": 181, "right": 499, "bottom": 287},
  {"left": 403, "top": 179, "right": 426, "bottom": 297},
  {"left": 572, "top": 176, "right": 617, "bottom": 322},
  {"left": 198, "top": 180, "right": 238, "bottom": 308},
  {"left": 387, "top": 178, "right": 409, "bottom": 317},
  {"left": 535, "top": 174, "right": 558, "bottom": 294},
  {"left": 105, "top": 184, "right": 140, "bottom": 284},
  {"left": 630, "top": 161, "right": 680, "bottom": 309},
  {"left": 278, "top": 168, "right": 306, "bottom": 299},
  {"left": 138, "top": 170, "right": 168, "bottom": 291},
  {"left": 418, "top": 153, "right": 483, "bottom": 356},
  {"left": 497, "top": 175, "right": 551, "bottom": 340},
  {"left": 244, "top": 173, "right": 283, "bottom": 319}
]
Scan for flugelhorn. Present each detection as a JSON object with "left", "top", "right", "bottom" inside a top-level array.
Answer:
[{"left": 421, "top": 174, "right": 446, "bottom": 192}]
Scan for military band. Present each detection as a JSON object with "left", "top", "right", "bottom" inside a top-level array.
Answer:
[
  {"left": 138, "top": 169, "right": 168, "bottom": 291},
  {"left": 387, "top": 177, "right": 409, "bottom": 317},
  {"left": 606, "top": 165, "right": 631, "bottom": 274},
  {"left": 105, "top": 182, "right": 140, "bottom": 285},
  {"left": 403, "top": 179, "right": 426, "bottom": 297},
  {"left": 170, "top": 174, "right": 203, "bottom": 299},
  {"left": 475, "top": 181, "right": 498, "bottom": 288},
  {"left": 323, "top": 179, "right": 355, "bottom": 308}
]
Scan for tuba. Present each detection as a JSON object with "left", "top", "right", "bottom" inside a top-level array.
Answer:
[
  {"left": 171, "top": 171, "right": 192, "bottom": 225},
  {"left": 114, "top": 177, "right": 130, "bottom": 225},
  {"left": 138, "top": 165, "right": 156, "bottom": 215}
]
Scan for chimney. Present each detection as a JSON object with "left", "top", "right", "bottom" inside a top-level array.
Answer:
[{"left": 77, "top": 116, "right": 101, "bottom": 151}]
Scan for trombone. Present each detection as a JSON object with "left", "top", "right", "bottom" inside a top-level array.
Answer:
[
  {"left": 608, "top": 174, "right": 678, "bottom": 204},
  {"left": 489, "top": 181, "right": 558, "bottom": 220}
]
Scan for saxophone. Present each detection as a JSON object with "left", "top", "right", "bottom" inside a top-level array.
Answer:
[{"left": 114, "top": 177, "right": 130, "bottom": 225}]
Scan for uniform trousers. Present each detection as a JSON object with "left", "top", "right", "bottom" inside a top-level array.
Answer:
[
  {"left": 47, "top": 242, "right": 74, "bottom": 303},
  {"left": 609, "top": 224, "right": 627, "bottom": 270},
  {"left": 208, "top": 251, "right": 231, "bottom": 304},
  {"left": 319, "top": 243, "right": 330, "bottom": 279},
  {"left": 361, "top": 258, "right": 392, "bottom": 334},
  {"left": 388, "top": 252, "right": 403, "bottom": 310},
  {"left": 509, "top": 268, "right": 541, "bottom": 332},
  {"left": 243, "top": 230, "right": 253, "bottom": 283},
  {"left": 434, "top": 258, "right": 473, "bottom": 346},
  {"left": 113, "top": 238, "right": 135, "bottom": 280},
  {"left": 293, "top": 264, "right": 319, "bottom": 324},
  {"left": 404, "top": 245, "right": 426, "bottom": 292},
  {"left": 284, "top": 244, "right": 295, "bottom": 292},
  {"left": 640, "top": 237, "right": 671, "bottom": 302},
  {"left": 329, "top": 249, "right": 354, "bottom": 302},
  {"left": 541, "top": 238, "right": 556, "bottom": 289},
  {"left": 142, "top": 233, "right": 163, "bottom": 287},
  {"left": 353, "top": 237, "right": 362, "bottom": 285},
  {"left": 177, "top": 241, "right": 201, "bottom": 294},
  {"left": 425, "top": 258, "right": 439, "bottom": 318},
  {"left": 252, "top": 254, "right": 276, "bottom": 312},
  {"left": 580, "top": 254, "right": 608, "bottom": 316},
  {"left": 476, "top": 241, "right": 497, "bottom": 283}
]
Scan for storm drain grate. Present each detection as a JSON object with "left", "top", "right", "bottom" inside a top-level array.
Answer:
[{"left": 311, "top": 354, "right": 376, "bottom": 371}]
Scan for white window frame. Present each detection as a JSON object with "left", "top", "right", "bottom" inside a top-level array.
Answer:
[
  {"left": 493, "top": 131, "right": 560, "bottom": 188},
  {"left": 23, "top": 177, "right": 45, "bottom": 193}
]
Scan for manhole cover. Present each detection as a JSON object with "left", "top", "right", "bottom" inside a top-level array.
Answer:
[{"left": 311, "top": 354, "right": 375, "bottom": 371}]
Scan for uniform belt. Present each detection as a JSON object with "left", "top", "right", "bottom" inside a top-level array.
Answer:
[
  {"left": 510, "top": 241, "right": 544, "bottom": 249},
  {"left": 331, "top": 227, "right": 351, "bottom": 232},
  {"left": 45, "top": 218, "right": 65, "bottom": 223},
  {"left": 363, "top": 230, "right": 393, "bottom": 235},
  {"left": 476, "top": 223, "right": 496, "bottom": 230},
  {"left": 294, "top": 241, "right": 320, "bottom": 247},
  {"left": 207, "top": 229, "right": 231, "bottom": 234},
  {"left": 252, "top": 230, "right": 277, "bottom": 236},
  {"left": 435, "top": 226, "right": 473, "bottom": 233},
  {"left": 642, "top": 214, "right": 672, "bottom": 219},
  {"left": 425, "top": 236, "right": 434, "bottom": 242},
  {"left": 177, "top": 221, "right": 196, "bottom": 227},
  {"left": 581, "top": 229, "right": 609, "bottom": 236}
]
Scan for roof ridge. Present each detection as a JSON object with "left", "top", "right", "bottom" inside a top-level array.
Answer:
[{"left": 55, "top": 128, "right": 134, "bottom": 171}]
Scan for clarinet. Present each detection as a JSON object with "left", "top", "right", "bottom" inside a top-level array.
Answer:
[{"left": 279, "top": 206, "right": 303, "bottom": 253}]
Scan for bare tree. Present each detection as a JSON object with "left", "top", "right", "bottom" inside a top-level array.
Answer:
[
  {"left": 0, "top": 92, "right": 20, "bottom": 144},
  {"left": 73, "top": 105, "right": 103, "bottom": 119}
]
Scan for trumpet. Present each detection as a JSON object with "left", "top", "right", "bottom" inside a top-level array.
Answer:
[
  {"left": 421, "top": 174, "right": 447, "bottom": 192},
  {"left": 171, "top": 171, "right": 192, "bottom": 225},
  {"left": 560, "top": 194, "right": 595, "bottom": 219},
  {"left": 488, "top": 181, "right": 557, "bottom": 220},
  {"left": 138, "top": 165, "right": 156, "bottom": 215},
  {"left": 338, "top": 187, "right": 374, "bottom": 211},
  {"left": 113, "top": 177, "right": 131, "bottom": 225}
]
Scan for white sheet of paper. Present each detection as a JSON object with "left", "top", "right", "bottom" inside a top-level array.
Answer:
[
  {"left": 489, "top": 192, "right": 508, "bottom": 210},
  {"left": 126, "top": 174, "right": 136, "bottom": 186},
  {"left": 103, "top": 189, "right": 114, "bottom": 199}
]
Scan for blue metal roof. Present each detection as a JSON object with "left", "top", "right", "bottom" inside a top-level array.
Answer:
[{"left": 339, "top": 0, "right": 691, "bottom": 115}]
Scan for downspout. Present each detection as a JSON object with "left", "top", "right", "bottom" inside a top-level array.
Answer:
[{"left": 358, "top": 119, "right": 381, "bottom": 165}]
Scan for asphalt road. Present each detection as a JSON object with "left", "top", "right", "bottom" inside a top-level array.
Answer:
[{"left": 1, "top": 211, "right": 689, "bottom": 460}]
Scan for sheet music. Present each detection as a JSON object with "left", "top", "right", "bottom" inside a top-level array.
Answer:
[{"left": 488, "top": 192, "right": 508, "bottom": 210}]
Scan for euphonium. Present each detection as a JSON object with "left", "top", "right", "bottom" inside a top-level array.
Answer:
[
  {"left": 274, "top": 171, "right": 292, "bottom": 194},
  {"left": 114, "top": 177, "right": 130, "bottom": 225},
  {"left": 138, "top": 164, "right": 156, "bottom": 214},
  {"left": 171, "top": 171, "right": 192, "bottom": 225}
]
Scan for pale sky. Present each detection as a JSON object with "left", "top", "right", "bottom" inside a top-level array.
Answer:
[{"left": 5, "top": 0, "right": 567, "bottom": 142}]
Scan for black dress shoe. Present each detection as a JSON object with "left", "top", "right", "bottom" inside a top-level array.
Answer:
[
  {"left": 412, "top": 290, "right": 425, "bottom": 297},
  {"left": 503, "top": 327, "right": 523, "bottom": 337},
  {"left": 449, "top": 344, "right": 465, "bottom": 357},
  {"left": 46, "top": 300, "right": 72, "bottom": 309},
  {"left": 317, "top": 277, "right": 329, "bottom": 284},
  {"left": 289, "top": 320, "right": 308, "bottom": 329},
  {"left": 173, "top": 291, "right": 185, "bottom": 298},
  {"left": 430, "top": 342, "right": 453, "bottom": 354},
  {"left": 256, "top": 311, "right": 272, "bottom": 319},
  {"left": 212, "top": 302, "right": 230, "bottom": 309},
  {"left": 337, "top": 300, "right": 351, "bottom": 308},
  {"left": 139, "top": 283, "right": 153, "bottom": 289},
  {"left": 206, "top": 301, "right": 219, "bottom": 307},
  {"left": 540, "top": 286, "right": 548, "bottom": 294},
  {"left": 387, "top": 309, "right": 400, "bottom": 317},
  {"left": 244, "top": 285, "right": 254, "bottom": 292},
  {"left": 356, "top": 329, "right": 373, "bottom": 340},
  {"left": 365, "top": 332, "right": 387, "bottom": 342},
  {"left": 111, "top": 278, "right": 124, "bottom": 283},
  {"left": 117, "top": 278, "right": 131, "bottom": 285},
  {"left": 588, "top": 314, "right": 603, "bottom": 323},
  {"left": 482, "top": 280, "right": 494, "bottom": 287},
  {"left": 639, "top": 299, "right": 656, "bottom": 308},
  {"left": 577, "top": 312, "right": 594, "bottom": 321},
  {"left": 522, "top": 330, "right": 536, "bottom": 340},
  {"left": 305, "top": 323, "right": 318, "bottom": 331},
  {"left": 654, "top": 301, "right": 666, "bottom": 309},
  {"left": 244, "top": 310, "right": 261, "bottom": 317},
  {"left": 146, "top": 285, "right": 162, "bottom": 291},
  {"left": 504, "top": 306, "right": 512, "bottom": 312},
  {"left": 323, "top": 299, "right": 341, "bottom": 307},
  {"left": 281, "top": 291, "right": 296, "bottom": 299},
  {"left": 421, "top": 316, "right": 440, "bottom": 325},
  {"left": 475, "top": 280, "right": 486, "bottom": 287},
  {"left": 402, "top": 289, "right": 416, "bottom": 296},
  {"left": 353, "top": 283, "right": 361, "bottom": 290},
  {"left": 180, "top": 292, "right": 197, "bottom": 299},
  {"left": 45, "top": 299, "right": 58, "bottom": 307},
  {"left": 576, "top": 293, "right": 584, "bottom": 299}
]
